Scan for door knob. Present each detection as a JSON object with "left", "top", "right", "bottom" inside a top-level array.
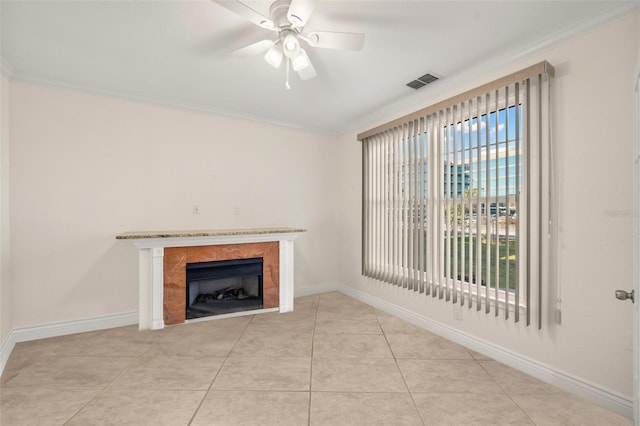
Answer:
[{"left": 615, "top": 290, "right": 635, "bottom": 303}]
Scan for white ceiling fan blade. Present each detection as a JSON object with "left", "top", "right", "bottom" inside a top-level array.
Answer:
[
  {"left": 211, "top": 0, "right": 275, "bottom": 30},
  {"left": 287, "top": 0, "right": 314, "bottom": 27},
  {"left": 296, "top": 57, "right": 317, "bottom": 80},
  {"left": 231, "top": 39, "right": 274, "bottom": 57},
  {"left": 305, "top": 31, "right": 365, "bottom": 51}
]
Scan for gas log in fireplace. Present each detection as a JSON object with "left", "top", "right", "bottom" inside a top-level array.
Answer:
[{"left": 185, "top": 257, "right": 263, "bottom": 320}]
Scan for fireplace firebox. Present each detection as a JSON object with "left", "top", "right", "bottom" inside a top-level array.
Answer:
[{"left": 185, "top": 257, "right": 263, "bottom": 319}]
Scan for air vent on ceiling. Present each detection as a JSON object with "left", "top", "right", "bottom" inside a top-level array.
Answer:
[
  {"left": 406, "top": 80, "right": 426, "bottom": 89},
  {"left": 406, "top": 72, "right": 440, "bottom": 90}
]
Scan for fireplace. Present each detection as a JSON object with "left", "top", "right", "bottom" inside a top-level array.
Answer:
[
  {"left": 186, "top": 257, "right": 263, "bottom": 319},
  {"left": 117, "top": 228, "right": 305, "bottom": 330},
  {"left": 162, "top": 242, "right": 281, "bottom": 326}
]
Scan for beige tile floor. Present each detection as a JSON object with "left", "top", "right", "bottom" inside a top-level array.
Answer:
[{"left": 0, "top": 292, "right": 632, "bottom": 425}]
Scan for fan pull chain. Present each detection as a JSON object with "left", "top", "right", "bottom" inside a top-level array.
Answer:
[{"left": 285, "top": 58, "right": 291, "bottom": 90}]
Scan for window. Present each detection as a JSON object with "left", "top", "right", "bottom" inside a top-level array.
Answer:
[{"left": 360, "top": 62, "right": 553, "bottom": 328}]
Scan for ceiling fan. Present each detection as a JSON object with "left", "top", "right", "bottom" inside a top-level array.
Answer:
[{"left": 212, "top": 0, "right": 365, "bottom": 89}]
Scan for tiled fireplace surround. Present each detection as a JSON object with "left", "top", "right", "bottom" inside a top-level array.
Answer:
[
  {"left": 117, "top": 228, "right": 305, "bottom": 330},
  {"left": 163, "top": 242, "right": 279, "bottom": 325}
]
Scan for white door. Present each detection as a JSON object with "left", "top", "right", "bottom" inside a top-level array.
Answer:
[{"left": 633, "top": 67, "right": 640, "bottom": 426}]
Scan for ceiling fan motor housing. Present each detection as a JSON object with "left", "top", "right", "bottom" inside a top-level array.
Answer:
[{"left": 269, "top": 0, "right": 297, "bottom": 29}]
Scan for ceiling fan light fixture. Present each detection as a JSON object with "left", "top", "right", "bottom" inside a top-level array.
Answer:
[
  {"left": 264, "top": 43, "right": 283, "bottom": 68},
  {"left": 212, "top": 0, "right": 365, "bottom": 88},
  {"left": 282, "top": 32, "right": 300, "bottom": 58},
  {"left": 291, "top": 48, "right": 310, "bottom": 71}
]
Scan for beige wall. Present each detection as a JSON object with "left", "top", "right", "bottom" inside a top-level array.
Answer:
[
  {"left": 1, "top": 73, "right": 11, "bottom": 344},
  {"left": 9, "top": 82, "right": 339, "bottom": 328},
  {"left": 335, "top": 12, "right": 640, "bottom": 398}
]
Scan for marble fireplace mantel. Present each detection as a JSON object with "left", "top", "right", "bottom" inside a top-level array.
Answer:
[{"left": 117, "top": 227, "right": 306, "bottom": 330}]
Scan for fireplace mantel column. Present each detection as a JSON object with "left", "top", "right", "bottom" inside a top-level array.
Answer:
[
  {"left": 150, "top": 247, "right": 165, "bottom": 330},
  {"left": 279, "top": 239, "right": 295, "bottom": 313}
]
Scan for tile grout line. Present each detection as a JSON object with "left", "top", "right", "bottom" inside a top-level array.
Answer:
[
  {"left": 62, "top": 352, "right": 141, "bottom": 425},
  {"left": 308, "top": 295, "right": 320, "bottom": 426},
  {"left": 61, "top": 387, "right": 107, "bottom": 426},
  {"left": 375, "top": 310, "right": 428, "bottom": 426},
  {"left": 475, "top": 359, "right": 538, "bottom": 425},
  {"left": 186, "top": 314, "right": 255, "bottom": 426},
  {"left": 60, "top": 330, "right": 153, "bottom": 425}
]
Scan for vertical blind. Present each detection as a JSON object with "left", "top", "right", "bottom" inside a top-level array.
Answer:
[{"left": 359, "top": 61, "right": 553, "bottom": 328}]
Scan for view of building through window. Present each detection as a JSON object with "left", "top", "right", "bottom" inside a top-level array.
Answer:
[
  {"left": 397, "top": 104, "right": 522, "bottom": 293},
  {"left": 443, "top": 105, "right": 521, "bottom": 293}
]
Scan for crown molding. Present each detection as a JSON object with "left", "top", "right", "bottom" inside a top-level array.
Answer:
[
  {"left": 8, "top": 72, "right": 335, "bottom": 136},
  {"left": 508, "top": 1, "right": 639, "bottom": 64}
]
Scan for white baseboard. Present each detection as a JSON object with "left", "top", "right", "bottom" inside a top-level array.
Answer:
[
  {"left": 0, "top": 331, "right": 16, "bottom": 380},
  {"left": 295, "top": 282, "right": 341, "bottom": 298},
  {"left": 0, "top": 311, "right": 138, "bottom": 377},
  {"left": 337, "top": 284, "right": 634, "bottom": 420}
]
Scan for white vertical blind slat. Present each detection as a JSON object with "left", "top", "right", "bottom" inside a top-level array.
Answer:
[
  {"left": 494, "top": 88, "right": 501, "bottom": 318},
  {"left": 373, "top": 134, "right": 379, "bottom": 280},
  {"left": 452, "top": 104, "right": 459, "bottom": 304},
  {"left": 434, "top": 112, "right": 440, "bottom": 298},
  {"left": 465, "top": 100, "right": 472, "bottom": 309},
  {"left": 461, "top": 102, "right": 467, "bottom": 307},
  {"left": 409, "top": 120, "right": 417, "bottom": 291},
  {"left": 362, "top": 137, "right": 368, "bottom": 275},
  {"left": 505, "top": 85, "right": 511, "bottom": 320},
  {"left": 388, "top": 131, "right": 393, "bottom": 282},
  {"left": 444, "top": 107, "right": 451, "bottom": 301},
  {"left": 418, "top": 117, "right": 426, "bottom": 294},
  {"left": 393, "top": 127, "right": 400, "bottom": 286},
  {"left": 537, "top": 74, "right": 544, "bottom": 330},
  {"left": 483, "top": 92, "right": 491, "bottom": 313},
  {"left": 525, "top": 78, "right": 531, "bottom": 326},
  {"left": 515, "top": 83, "right": 521, "bottom": 323},
  {"left": 402, "top": 124, "right": 408, "bottom": 289},
  {"left": 474, "top": 96, "right": 482, "bottom": 311}
]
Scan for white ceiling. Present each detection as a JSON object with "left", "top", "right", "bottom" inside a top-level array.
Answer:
[{"left": 1, "top": 1, "right": 637, "bottom": 134}]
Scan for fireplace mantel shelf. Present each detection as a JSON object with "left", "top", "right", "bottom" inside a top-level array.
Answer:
[
  {"left": 118, "top": 227, "right": 306, "bottom": 330},
  {"left": 116, "top": 227, "right": 306, "bottom": 240},
  {"left": 117, "top": 227, "right": 306, "bottom": 250}
]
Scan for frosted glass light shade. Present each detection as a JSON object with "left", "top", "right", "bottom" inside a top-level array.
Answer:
[
  {"left": 291, "top": 49, "right": 310, "bottom": 71},
  {"left": 264, "top": 44, "right": 283, "bottom": 68}
]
